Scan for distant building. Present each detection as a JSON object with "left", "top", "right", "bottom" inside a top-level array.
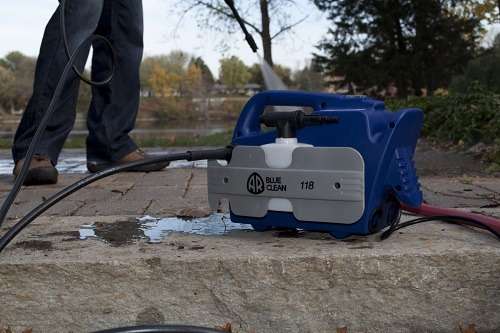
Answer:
[
  {"left": 325, "top": 75, "right": 357, "bottom": 94},
  {"left": 212, "top": 83, "right": 262, "bottom": 96},
  {"left": 140, "top": 89, "right": 155, "bottom": 98},
  {"left": 326, "top": 75, "right": 403, "bottom": 98},
  {"left": 140, "top": 83, "right": 263, "bottom": 99},
  {"left": 0, "top": 105, "right": 24, "bottom": 115},
  {"left": 242, "top": 83, "right": 262, "bottom": 96},
  {"left": 11, "top": 107, "right": 24, "bottom": 115}
]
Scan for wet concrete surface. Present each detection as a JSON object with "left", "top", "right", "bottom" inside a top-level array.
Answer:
[{"left": 78, "top": 214, "right": 252, "bottom": 246}]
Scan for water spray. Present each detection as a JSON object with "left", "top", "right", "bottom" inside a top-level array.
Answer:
[{"left": 223, "top": 0, "right": 289, "bottom": 92}]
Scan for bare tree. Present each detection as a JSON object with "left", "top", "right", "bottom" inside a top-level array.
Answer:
[{"left": 176, "top": 0, "right": 307, "bottom": 67}]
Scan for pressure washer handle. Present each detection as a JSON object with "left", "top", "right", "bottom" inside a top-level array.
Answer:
[
  {"left": 232, "top": 91, "right": 384, "bottom": 140},
  {"left": 260, "top": 110, "right": 339, "bottom": 138}
]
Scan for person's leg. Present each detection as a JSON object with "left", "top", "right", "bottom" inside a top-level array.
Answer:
[
  {"left": 86, "top": 0, "right": 143, "bottom": 163},
  {"left": 12, "top": 0, "right": 104, "bottom": 166}
]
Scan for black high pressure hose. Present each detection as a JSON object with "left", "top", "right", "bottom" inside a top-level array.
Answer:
[
  {"left": 92, "top": 325, "right": 224, "bottom": 333},
  {"left": 60, "top": 0, "right": 116, "bottom": 87}
]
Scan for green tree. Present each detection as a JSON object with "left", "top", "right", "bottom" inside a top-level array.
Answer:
[
  {"left": 249, "top": 63, "right": 264, "bottom": 86},
  {"left": 293, "top": 61, "right": 325, "bottom": 92},
  {"left": 219, "top": 56, "right": 251, "bottom": 90},
  {"left": 190, "top": 57, "right": 215, "bottom": 89},
  {"left": 185, "top": 63, "right": 204, "bottom": 97},
  {"left": 0, "top": 66, "right": 15, "bottom": 111},
  {"left": 272, "top": 64, "right": 293, "bottom": 87},
  {"left": 463, "top": 0, "right": 499, "bottom": 23},
  {"left": 0, "top": 52, "right": 36, "bottom": 110},
  {"left": 141, "top": 51, "right": 193, "bottom": 97},
  {"left": 450, "top": 34, "right": 500, "bottom": 93},
  {"left": 313, "top": 0, "right": 483, "bottom": 97}
]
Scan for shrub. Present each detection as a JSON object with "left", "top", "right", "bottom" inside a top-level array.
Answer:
[{"left": 386, "top": 85, "right": 500, "bottom": 146}]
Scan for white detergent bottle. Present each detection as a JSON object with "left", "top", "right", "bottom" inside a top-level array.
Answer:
[
  {"left": 261, "top": 137, "right": 313, "bottom": 213},
  {"left": 258, "top": 110, "right": 338, "bottom": 212}
]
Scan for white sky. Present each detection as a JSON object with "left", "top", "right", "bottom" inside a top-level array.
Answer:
[
  {"left": 0, "top": 1, "right": 498, "bottom": 77},
  {"left": 0, "top": 0, "right": 330, "bottom": 76}
]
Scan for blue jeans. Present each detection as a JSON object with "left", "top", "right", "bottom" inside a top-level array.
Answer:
[{"left": 13, "top": 0, "right": 143, "bottom": 164}]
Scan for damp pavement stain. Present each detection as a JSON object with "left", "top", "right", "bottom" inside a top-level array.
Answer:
[
  {"left": 79, "top": 213, "right": 252, "bottom": 246},
  {"left": 13, "top": 240, "right": 53, "bottom": 251}
]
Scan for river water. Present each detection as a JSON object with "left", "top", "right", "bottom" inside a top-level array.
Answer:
[
  {"left": 0, "top": 118, "right": 232, "bottom": 175},
  {"left": 0, "top": 117, "right": 233, "bottom": 140}
]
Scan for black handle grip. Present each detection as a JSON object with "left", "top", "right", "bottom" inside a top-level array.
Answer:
[{"left": 260, "top": 111, "right": 339, "bottom": 138}]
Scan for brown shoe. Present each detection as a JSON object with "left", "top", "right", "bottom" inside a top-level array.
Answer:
[
  {"left": 87, "top": 149, "right": 170, "bottom": 173},
  {"left": 14, "top": 155, "right": 58, "bottom": 186}
]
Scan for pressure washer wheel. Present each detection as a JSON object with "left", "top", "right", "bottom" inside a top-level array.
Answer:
[{"left": 369, "top": 196, "right": 401, "bottom": 234}]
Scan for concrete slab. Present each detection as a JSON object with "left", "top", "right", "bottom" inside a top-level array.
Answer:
[
  {"left": 420, "top": 177, "right": 500, "bottom": 208},
  {"left": 0, "top": 210, "right": 499, "bottom": 333},
  {"left": 0, "top": 168, "right": 500, "bottom": 332}
]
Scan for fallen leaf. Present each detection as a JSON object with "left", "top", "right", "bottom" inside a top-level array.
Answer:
[
  {"left": 337, "top": 328, "right": 348, "bottom": 333},
  {"left": 459, "top": 324, "right": 477, "bottom": 333},
  {"left": 22, "top": 329, "right": 33, "bottom": 333},
  {"left": 216, "top": 322, "right": 232, "bottom": 332},
  {"left": 176, "top": 207, "right": 210, "bottom": 220}
]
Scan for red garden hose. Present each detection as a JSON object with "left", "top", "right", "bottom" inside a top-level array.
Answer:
[{"left": 402, "top": 203, "right": 500, "bottom": 234}]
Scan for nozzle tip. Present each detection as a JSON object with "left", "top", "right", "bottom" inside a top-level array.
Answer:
[{"left": 246, "top": 35, "right": 259, "bottom": 53}]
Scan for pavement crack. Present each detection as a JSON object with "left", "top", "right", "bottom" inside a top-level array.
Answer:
[
  {"left": 118, "top": 173, "right": 146, "bottom": 199},
  {"left": 473, "top": 183, "right": 500, "bottom": 199},
  {"left": 206, "top": 283, "right": 248, "bottom": 328},
  {"left": 142, "top": 199, "right": 154, "bottom": 215},
  {"left": 182, "top": 170, "right": 195, "bottom": 199},
  {"left": 122, "top": 181, "right": 138, "bottom": 197},
  {"left": 69, "top": 200, "right": 86, "bottom": 216}
]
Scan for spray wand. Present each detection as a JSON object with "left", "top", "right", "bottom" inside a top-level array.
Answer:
[{"left": 223, "top": 0, "right": 259, "bottom": 53}]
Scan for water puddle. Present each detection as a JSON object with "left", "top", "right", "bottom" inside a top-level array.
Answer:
[{"left": 79, "top": 213, "right": 251, "bottom": 246}]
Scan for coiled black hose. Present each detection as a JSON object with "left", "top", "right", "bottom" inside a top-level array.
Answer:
[
  {"left": 0, "top": 0, "right": 116, "bottom": 228},
  {"left": 60, "top": 0, "right": 116, "bottom": 86},
  {"left": 92, "top": 325, "right": 224, "bottom": 333}
]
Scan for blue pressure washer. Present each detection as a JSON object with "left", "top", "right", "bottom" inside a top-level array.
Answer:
[
  {"left": 210, "top": 0, "right": 425, "bottom": 239},
  {"left": 208, "top": 91, "right": 423, "bottom": 238}
]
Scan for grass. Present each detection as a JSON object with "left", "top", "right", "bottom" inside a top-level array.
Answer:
[
  {"left": 0, "top": 138, "right": 11, "bottom": 149},
  {"left": 0, "top": 131, "right": 234, "bottom": 150}
]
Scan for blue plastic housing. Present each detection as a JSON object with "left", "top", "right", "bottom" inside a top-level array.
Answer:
[{"left": 230, "top": 91, "right": 424, "bottom": 238}]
